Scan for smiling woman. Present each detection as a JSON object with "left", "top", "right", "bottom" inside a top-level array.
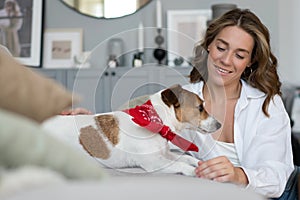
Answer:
[{"left": 61, "top": 0, "right": 151, "bottom": 19}]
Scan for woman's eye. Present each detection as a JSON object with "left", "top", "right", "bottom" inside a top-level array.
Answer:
[
  {"left": 217, "top": 46, "right": 225, "bottom": 51},
  {"left": 236, "top": 54, "right": 245, "bottom": 59}
]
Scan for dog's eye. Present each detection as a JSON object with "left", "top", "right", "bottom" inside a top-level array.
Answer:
[{"left": 198, "top": 105, "right": 204, "bottom": 112}]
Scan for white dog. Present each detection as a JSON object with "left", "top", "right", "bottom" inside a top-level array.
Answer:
[{"left": 45, "top": 85, "right": 221, "bottom": 176}]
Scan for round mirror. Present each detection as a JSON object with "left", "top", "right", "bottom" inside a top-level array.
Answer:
[{"left": 61, "top": 0, "right": 152, "bottom": 19}]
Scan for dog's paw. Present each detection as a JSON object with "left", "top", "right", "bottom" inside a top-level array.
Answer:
[
  {"left": 180, "top": 166, "right": 196, "bottom": 177},
  {"left": 176, "top": 154, "right": 199, "bottom": 167},
  {"left": 182, "top": 171, "right": 196, "bottom": 177}
]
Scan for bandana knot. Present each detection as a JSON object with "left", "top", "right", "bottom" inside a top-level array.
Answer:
[{"left": 123, "top": 100, "right": 198, "bottom": 152}]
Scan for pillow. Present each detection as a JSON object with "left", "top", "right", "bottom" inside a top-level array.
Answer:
[
  {"left": 0, "top": 108, "right": 107, "bottom": 180},
  {"left": 0, "top": 46, "right": 74, "bottom": 123}
]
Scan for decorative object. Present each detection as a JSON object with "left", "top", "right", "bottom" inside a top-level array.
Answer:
[
  {"left": 208, "top": 4, "right": 237, "bottom": 25},
  {"left": 107, "top": 38, "right": 124, "bottom": 67},
  {"left": 5, "top": 0, "right": 43, "bottom": 67},
  {"left": 107, "top": 55, "right": 118, "bottom": 68},
  {"left": 133, "top": 22, "right": 144, "bottom": 67},
  {"left": 132, "top": 52, "right": 143, "bottom": 67},
  {"left": 138, "top": 22, "right": 144, "bottom": 52},
  {"left": 156, "top": 0, "right": 162, "bottom": 28},
  {"left": 153, "top": 28, "right": 166, "bottom": 65},
  {"left": 167, "top": 9, "right": 211, "bottom": 66},
  {"left": 174, "top": 56, "right": 184, "bottom": 66},
  {"left": 74, "top": 51, "right": 91, "bottom": 68},
  {"left": 153, "top": 0, "right": 166, "bottom": 65},
  {"left": 43, "top": 28, "right": 83, "bottom": 68},
  {"left": 212, "top": 4, "right": 237, "bottom": 19}
]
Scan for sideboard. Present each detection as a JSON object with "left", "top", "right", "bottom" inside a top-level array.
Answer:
[{"left": 35, "top": 66, "right": 193, "bottom": 113}]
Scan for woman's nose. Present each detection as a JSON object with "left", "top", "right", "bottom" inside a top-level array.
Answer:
[{"left": 220, "top": 52, "right": 232, "bottom": 65}]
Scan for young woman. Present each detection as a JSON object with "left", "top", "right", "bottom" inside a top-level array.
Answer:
[{"left": 185, "top": 8, "right": 297, "bottom": 200}]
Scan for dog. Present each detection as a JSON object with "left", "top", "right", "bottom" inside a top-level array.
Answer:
[{"left": 43, "top": 84, "right": 221, "bottom": 176}]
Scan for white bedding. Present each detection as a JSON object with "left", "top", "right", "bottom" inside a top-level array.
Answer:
[
  {"left": 5, "top": 176, "right": 266, "bottom": 200},
  {"left": 1, "top": 115, "right": 266, "bottom": 200}
]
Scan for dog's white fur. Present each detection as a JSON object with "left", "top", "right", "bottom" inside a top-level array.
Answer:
[{"left": 43, "top": 86, "right": 220, "bottom": 176}]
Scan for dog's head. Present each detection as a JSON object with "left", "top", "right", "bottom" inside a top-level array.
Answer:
[{"left": 161, "top": 84, "right": 221, "bottom": 134}]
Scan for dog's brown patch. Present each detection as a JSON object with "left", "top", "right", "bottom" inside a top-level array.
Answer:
[
  {"left": 161, "top": 84, "right": 182, "bottom": 108},
  {"left": 161, "top": 84, "right": 205, "bottom": 122},
  {"left": 94, "top": 115, "right": 119, "bottom": 145},
  {"left": 79, "top": 125, "right": 110, "bottom": 159}
]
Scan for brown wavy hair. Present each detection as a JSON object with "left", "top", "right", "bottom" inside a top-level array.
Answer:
[{"left": 190, "top": 8, "right": 281, "bottom": 116}]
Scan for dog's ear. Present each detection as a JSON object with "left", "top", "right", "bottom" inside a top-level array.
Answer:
[{"left": 161, "top": 84, "right": 183, "bottom": 108}]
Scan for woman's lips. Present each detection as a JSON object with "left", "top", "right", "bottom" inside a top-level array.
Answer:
[{"left": 215, "top": 65, "right": 233, "bottom": 74}]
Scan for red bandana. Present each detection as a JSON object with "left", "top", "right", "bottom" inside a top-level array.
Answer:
[{"left": 123, "top": 100, "right": 199, "bottom": 152}]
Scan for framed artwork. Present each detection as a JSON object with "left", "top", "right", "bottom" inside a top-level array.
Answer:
[
  {"left": 43, "top": 28, "right": 83, "bottom": 68},
  {"left": 167, "top": 9, "right": 211, "bottom": 66},
  {"left": 0, "top": 0, "right": 44, "bottom": 67}
]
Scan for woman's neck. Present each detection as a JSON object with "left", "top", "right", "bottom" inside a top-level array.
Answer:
[{"left": 203, "top": 81, "right": 242, "bottom": 103}]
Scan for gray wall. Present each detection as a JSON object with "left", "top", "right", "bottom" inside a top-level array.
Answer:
[
  {"left": 45, "top": 0, "right": 278, "bottom": 51},
  {"left": 278, "top": 0, "right": 300, "bottom": 85},
  {"left": 45, "top": 0, "right": 287, "bottom": 79}
]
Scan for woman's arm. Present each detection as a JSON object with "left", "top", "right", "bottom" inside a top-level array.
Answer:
[
  {"left": 195, "top": 95, "right": 294, "bottom": 198},
  {"left": 237, "top": 95, "right": 294, "bottom": 197}
]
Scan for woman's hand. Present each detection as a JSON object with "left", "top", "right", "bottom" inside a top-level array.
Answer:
[
  {"left": 194, "top": 156, "right": 248, "bottom": 186},
  {"left": 60, "top": 107, "right": 92, "bottom": 115}
]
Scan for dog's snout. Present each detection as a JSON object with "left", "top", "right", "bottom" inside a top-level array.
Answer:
[
  {"left": 198, "top": 116, "right": 222, "bottom": 134},
  {"left": 216, "top": 121, "right": 222, "bottom": 130}
]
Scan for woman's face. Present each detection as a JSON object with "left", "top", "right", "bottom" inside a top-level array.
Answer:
[{"left": 207, "top": 26, "right": 254, "bottom": 87}]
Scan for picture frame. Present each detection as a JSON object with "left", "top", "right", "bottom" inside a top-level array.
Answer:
[
  {"left": 43, "top": 28, "right": 83, "bottom": 68},
  {"left": 167, "top": 9, "right": 211, "bottom": 66},
  {"left": 0, "top": 0, "right": 44, "bottom": 67}
]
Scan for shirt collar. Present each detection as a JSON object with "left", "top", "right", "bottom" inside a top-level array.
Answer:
[
  {"left": 240, "top": 79, "right": 266, "bottom": 99},
  {"left": 195, "top": 79, "right": 265, "bottom": 101},
  {"left": 237, "top": 80, "right": 265, "bottom": 112}
]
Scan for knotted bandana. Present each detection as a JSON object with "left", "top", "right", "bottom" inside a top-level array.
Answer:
[{"left": 123, "top": 100, "right": 198, "bottom": 152}]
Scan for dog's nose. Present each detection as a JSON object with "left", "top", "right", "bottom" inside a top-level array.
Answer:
[
  {"left": 198, "top": 116, "right": 222, "bottom": 134},
  {"left": 216, "top": 121, "right": 222, "bottom": 130}
]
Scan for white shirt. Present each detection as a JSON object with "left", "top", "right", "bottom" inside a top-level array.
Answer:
[
  {"left": 215, "top": 141, "right": 241, "bottom": 167},
  {"left": 181, "top": 80, "right": 294, "bottom": 198}
]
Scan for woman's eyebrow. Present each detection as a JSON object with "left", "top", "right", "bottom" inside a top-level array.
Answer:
[{"left": 216, "top": 38, "right": 250, "bottom": 54}]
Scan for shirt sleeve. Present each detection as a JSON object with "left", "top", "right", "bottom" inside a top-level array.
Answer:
[{"left": 240, "top": 96, "right": 294, "bottom": 198}]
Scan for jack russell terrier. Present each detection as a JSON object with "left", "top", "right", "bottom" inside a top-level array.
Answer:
[
  {"left": 42, "top": 85, "right": 221, "bottom": 176},
  {"left": 75, "top": 84, "right": 221, "bottom": 176}
]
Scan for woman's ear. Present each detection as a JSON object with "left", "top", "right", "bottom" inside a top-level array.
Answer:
[
  {"left": 207, "top": 44, "right": 211, "bottom": 52},
  {"left": 247, "top": 62, "right": 252, "bottom": 68}
]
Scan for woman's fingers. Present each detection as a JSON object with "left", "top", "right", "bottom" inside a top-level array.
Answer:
[
  {"left": 195, "top": 156, "right": 232, "bottom": 180},
  {"left": 61, "top": 107, "right": 92, "bottom": 115}
]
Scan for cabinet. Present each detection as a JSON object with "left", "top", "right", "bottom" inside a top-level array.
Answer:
[
  {"left": 36, "top": 66, "right": 192, "bottom": 113},
  {"left": 34, "top": 68, "right": 67, "bottom": 86}
]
